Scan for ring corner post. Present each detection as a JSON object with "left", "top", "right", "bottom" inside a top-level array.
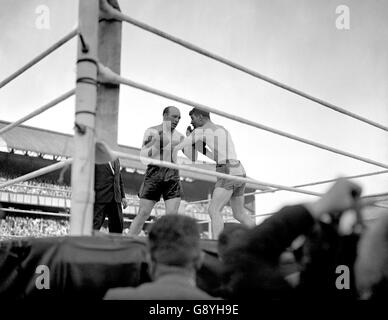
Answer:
[
  {"left": 70, "top": 0, "right": 100, "bottom": 236},
  {"left": 96, "top": 0, "right": 122, "bottom": 150}
]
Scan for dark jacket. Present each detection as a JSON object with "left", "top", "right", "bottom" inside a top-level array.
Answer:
[
  {"left": 94, "top": 159, "right": 125, "bottom": 203},
  {"left": 222, "top": 205, "right": 361, "bottom": 300},
  {"left": 222, "top": 205, "right": 315, "bottom": 299}
]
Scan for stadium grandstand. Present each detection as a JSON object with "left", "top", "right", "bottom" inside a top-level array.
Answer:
[
  {"left": 0, "top": 120, "right": 257, "bottom": 240},
  {"left": 2, "top": 0, "right": 387, "bottom": 302}
]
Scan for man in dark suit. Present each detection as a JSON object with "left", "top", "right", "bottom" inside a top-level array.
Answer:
[{"left": 93, "top": 158, "right": 128, "bottom": 233}]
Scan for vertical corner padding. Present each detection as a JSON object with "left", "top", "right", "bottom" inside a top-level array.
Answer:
[{"left": 96, "top": 0, "right": 122, "bottom": 149}]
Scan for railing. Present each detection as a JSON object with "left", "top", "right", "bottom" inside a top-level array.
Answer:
[{"left": 0, "top": 190, "right": 70, "bottom": 208}]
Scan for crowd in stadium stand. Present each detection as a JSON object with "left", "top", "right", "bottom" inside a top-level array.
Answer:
[
  {"left": 0, "top": 216, "right": 69, "bottom": 240},
  {"left": 0, "top": 174, "right": 71, "bottom": 197},
  {"left": 0, "top": 215, "right": 211, "bottom": 240}
]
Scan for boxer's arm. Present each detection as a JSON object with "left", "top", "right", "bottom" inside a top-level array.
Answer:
[
  {"left": 174, "top": 131, "right": 199, "bottom": 152},
  {"left": 140, "top": 128, "right": 160, "bottom": 158}
]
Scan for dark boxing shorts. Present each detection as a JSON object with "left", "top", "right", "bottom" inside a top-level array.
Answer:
[
  {"left": 215, "top": 160, "right": 246, "bottom": 197},
  {"left": 138, "top": 165, "right": 183, "bottom": 202}
]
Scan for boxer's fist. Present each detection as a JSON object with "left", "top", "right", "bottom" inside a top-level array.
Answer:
[
  {"left": 144, "top": 129, "right": 171, "bottom": 149},
  {"left": 143, "top": 135, "right": 156, "bottom": 148},
  {"left": 186, "top": 125, "right": 194, "bottom": 137}
]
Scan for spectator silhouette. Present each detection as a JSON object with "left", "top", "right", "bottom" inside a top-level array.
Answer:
[
  {"left": 355, "top": 214, "right": 388, "bottom": 299},
  {"left": 217, "top": 223, "right": 249, "bottom": 262}
]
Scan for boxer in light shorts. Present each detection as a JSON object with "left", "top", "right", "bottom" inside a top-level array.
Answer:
[{"left": 173, "top": 108, "right": 255, "bottom": 239}]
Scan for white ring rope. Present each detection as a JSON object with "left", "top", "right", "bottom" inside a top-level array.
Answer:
[
  {"left": 0, "top": 28, "right": 78, "bottom": 89},
  {"left": 363, "top": 192, "right": 388, "bottom": 199},
  {"left": 100, "top": 0, "right": 388, "bottom": 133},
  {"left": 108, "top": 149, "right": 322, "bottom": 197},
  {"left": 189, "top": 169, "right": 388, "bottom": 204},
  {"left": 371, "top": 204, "right": 388, "bottom": 210},
  {"left": 98, "top": 64, "right": 388, "bottom": 170},
  {"left": 247, "top": 169, "right": 388, "bottom": 198},
  {"left": 0, "top": 89, "right": 75, "bottom": 136}
]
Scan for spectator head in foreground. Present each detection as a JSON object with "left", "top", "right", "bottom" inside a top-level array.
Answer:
[
  {"left": 104, "top": 214, "right": 218, "bottom": 300},
  {"left": 148, "top": 214, "right": 203, "bottom": 274},
  {"left": 355, "top": 214, "right": 388, "bottom": 300}
]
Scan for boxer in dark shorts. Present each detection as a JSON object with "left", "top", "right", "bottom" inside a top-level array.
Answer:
[
  {"left": 128, "top": 106, "right": 195, "bottom": 236},
  {"left": 138, "top": 165, "right": 183, "bottom": 201}
]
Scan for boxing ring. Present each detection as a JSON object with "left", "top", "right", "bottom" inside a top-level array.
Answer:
[{"left": 1, "top": 0, "right": 387, "bottom": 237}]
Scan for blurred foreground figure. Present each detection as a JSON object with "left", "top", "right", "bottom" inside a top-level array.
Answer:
[
  {"left": 355, "top": 215, "right": 388, "bottom": 300},
  {"left": 105, "top": 215, "right": 217, "bottom": 299},
  {"left": 221, "top": 178, "right": 369, "bottom": 299}
]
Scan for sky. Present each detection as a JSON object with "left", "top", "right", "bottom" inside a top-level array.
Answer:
[{"left": 0, "top": 0, "right": 387, "bottom": 215}]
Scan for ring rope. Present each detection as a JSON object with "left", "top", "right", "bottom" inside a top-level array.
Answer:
[
  {"left": 101, "top": 1, "right": 388, "bottom": 133},
  {"left": 0, "top": 28, "right": 78, "bottom": 89},
  {"left": 98, "top": 64, "right": 388, "bottom": 170},
  {"left": 0, "top": 89, "right": 75, "bottom": 136},
  {"left": 372, "top": 204, "right": 388, "bottom": 210},
  {"left": 363, "top": 192, "right": 388, "bottom": 199},
  {"left": 109, "top": 149, "right": 322, "bottom": 197},
  {"left": 0, "top": 159, "right": 72, "bottom": 190},
  {"left": 246, "top": 169, "right": 388, "bottom": 198},
  {"left": 189, "top": 169, "right": 388, "bottom": 204}
]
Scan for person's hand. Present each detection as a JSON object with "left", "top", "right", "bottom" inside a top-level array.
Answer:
[
  {"left": 121, "top": 198, "right": 129, "bottom": 209},
  {"left": 143, "top": 134, "right": 157, "bottom": 148},
  {"left": 306, "top": 178, "right": 363, "bottom": 220}
]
